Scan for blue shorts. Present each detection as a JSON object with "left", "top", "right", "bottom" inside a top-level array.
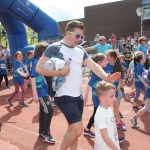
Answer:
[{"left": 55, "top": 95, "right": 84, "bottom": 125}]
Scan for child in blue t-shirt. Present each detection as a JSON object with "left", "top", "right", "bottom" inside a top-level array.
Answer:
[
  {"left": 119, "top": 55, "right": 127, "bottom": 92},
  {"left": 84, "top": 54, "right": 108, "bottom": 137},
  {"left": 120, "top": 55, "right": 127, "bottom": 76},
  {"left": 105, "top": 50, "right": 126, "bottom": 131},
  {"left": 132, "top": 53, "right": 148, "bottom": 111},
  {"left": 23, "top": 50, "right": 34, "bottom": 89},
  {"left": 30, "top": 42, "right": 55, "bottom": 144},
  {"left": 6, "top": 51, "right": 29, "bottom": 107},
  {"left": 130, "top": 68, "right": 150, "bottom": 128},
  {"left": 0, "top": 54, "right": 10, "bottom": 88}
]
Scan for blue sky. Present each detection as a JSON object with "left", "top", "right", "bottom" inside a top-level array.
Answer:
[{"left": 31, "top": 0, "right": 122, "bottom": 21}]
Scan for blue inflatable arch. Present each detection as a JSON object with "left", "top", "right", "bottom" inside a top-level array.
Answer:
[{"left": 0, "top": 0, "right": 59, "bottom": 63}]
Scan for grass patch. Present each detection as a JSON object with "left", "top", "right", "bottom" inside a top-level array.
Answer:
[{"left": 0, "top": 25, "right": 38, "bottom": 47}]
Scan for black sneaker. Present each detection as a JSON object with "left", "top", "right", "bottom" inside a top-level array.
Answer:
[
  {"left": 51, "top": 101, "right": 57, "bottom": 107},
  {"left": 43, "top": 132, "right": 55, "bottom": 144},
  {"left": 6, "top": 98, "right": 13, "bottom": 106},
  {"left": 6, "top": 86, "right": 10, "bottom": 89},
  {"left": 20, "top": 103, "right": 29, "bottom": 107},
  {"left": 119, "top": 137, "right": 125, "bottom": 143}
]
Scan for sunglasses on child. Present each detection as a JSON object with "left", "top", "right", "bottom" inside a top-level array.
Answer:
[{"left": 69, "top": 31, "right": 85, "bottom": 39}]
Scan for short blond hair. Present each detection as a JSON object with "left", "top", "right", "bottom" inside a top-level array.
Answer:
[{"left": 96, "top": 80, "right": 115, "bottom": 97}]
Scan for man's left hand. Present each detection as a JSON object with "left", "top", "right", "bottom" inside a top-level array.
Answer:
[{"left": 107, "top": 72, "right": 121, "bottom": 82}]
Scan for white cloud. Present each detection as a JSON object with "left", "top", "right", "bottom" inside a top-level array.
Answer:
[{"left": 31, "top": 0, "right": 122, "bottom": 21}]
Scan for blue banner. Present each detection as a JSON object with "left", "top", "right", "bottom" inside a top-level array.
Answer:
[{"left": 9, "top": 0, "right": 38, "bottom": 22}]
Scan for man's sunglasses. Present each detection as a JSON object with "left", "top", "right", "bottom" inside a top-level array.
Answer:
[
  {"left": 99, "top": 40, "right": 103, "bottom": 41},
  {"left": 69, "top": 31, "right": 84, "bottom": 39}
]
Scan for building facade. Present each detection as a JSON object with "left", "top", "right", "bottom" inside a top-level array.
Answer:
[{"left": 58, "top": 0, "right": 150, "bottom": 41}]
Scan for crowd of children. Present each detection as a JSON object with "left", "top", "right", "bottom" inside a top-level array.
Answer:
[
  {"left": 0, "top": 41, "right": 56, "bottom": 143},
  {"left": 0, "top": 33, "right": 150, "bottom": 149},
  {"left": 82, "top": 35, "right": 150, "bottom": 149}
]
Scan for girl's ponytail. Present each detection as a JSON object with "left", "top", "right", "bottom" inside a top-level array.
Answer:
[
  {"left": 113, "top": 57, "right": 124, "bottom": 76},
  {"left": 107, "top": 50, "right": 124, "bottom": 76},
  {"left": 23, "top": 50, "right": 34, "bottom": 63}
]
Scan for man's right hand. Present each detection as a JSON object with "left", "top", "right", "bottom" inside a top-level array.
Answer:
[{"left": 61, "top": 64, "right": 70, "bottom": 76}]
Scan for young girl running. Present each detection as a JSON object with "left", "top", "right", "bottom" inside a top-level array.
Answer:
[
  {"left": 0, "top": 54, "right": 10, "bottom": 88},
  {"left": 6, "top": 51, "right": 29, "bottom": 107},
  {"left": 132, "top": 53, "right": 147, "bottom": 111},
  {"left": 105, "top": 50, "right": 126, "bottom": 131},
  {"left": 84, "top": 54, "right": 108, "bottom": 137},
  {"left": 130, "top": 68, "right": 150, "bottom": 127},
  {"left": 23, "top": 50, "right": 34, "bottom": 89}
]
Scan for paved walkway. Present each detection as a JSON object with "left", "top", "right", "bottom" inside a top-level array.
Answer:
[{"left": 0, "top": 75, "right": 150, "bottom": 150}]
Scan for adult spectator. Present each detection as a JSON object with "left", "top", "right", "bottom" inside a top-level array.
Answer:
[
  {"left": 94, "top": 34, "right": 100, "bottom": 44},
  {"left": 36, "top": 20, "right": 121, "bottom": 150},
  {"left": 138, "top": 36, "right": 149, "bottom": 69},
  {"left": 86, "top": 36, "right": 112, "bottom": 54},
  {"left": 3, "top": 46, "right": 11, "bottom": 73},
  {"left": 118, "top": 37, "right": 125, "bottom": 53},
  {"left": 109, "top": 33, "right": 116, "bottom": 49}
]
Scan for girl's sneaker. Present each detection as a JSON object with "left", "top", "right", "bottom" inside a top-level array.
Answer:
[
  {"left": 132, "top": 105, "right": 140, "bottom": 111},
  {"left": 83, "top": 129, "right": 95, "bottom": 138},
  {"left": 20, "top": 102, "right": 28, "bottom": 107},
  {"left": 125, "top": 93, "right": 130, "bottom": 101},
  {"left": 6, "top": 98, "right": 13, "bottom": 106},
  {"left": 117, "top": 123, "right": 126, "bottom": 131},
  {"left": 130, "top": 117, "right": 139, "bottom": 128}
]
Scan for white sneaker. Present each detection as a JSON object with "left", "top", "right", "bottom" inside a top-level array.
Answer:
[{"left": 125, "top": 93, "right": 130, "bottom": 101}]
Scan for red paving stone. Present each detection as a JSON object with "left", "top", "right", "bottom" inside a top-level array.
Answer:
[{"left": 0, "top": 74, "right": 150, "bottom": 150}]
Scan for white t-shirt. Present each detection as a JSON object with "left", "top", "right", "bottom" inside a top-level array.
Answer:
[
  {"left": 44, "top": 42, "right": 89, "bottom": 97},
  {"left": 94, "top": 106, "right": 120, "bottom": 150}
]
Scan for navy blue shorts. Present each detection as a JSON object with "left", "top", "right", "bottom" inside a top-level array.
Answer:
[{"left": 55, "top": 95, "right": 84, "bottom": 125}]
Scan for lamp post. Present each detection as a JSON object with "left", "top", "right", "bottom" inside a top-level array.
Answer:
[
  {"left": 136, "top": 7, "right": 144, "bottom": 36},
  {"left": 140, "top": 14, "right": 143, "bottom": 36}
]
